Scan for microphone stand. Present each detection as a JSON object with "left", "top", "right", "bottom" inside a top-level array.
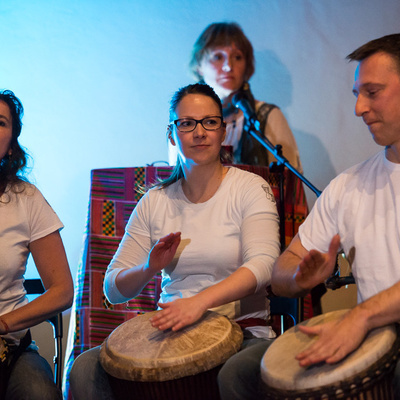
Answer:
[
  {"left": 243, "top": 122, "right": 321, "bottom": 323},
  {"left": 242, "top": 121, "right": 321, "bottom": 251},
  {"left": 244, "top": 121, "right": 321, "bottom": 198},
  {"left": 243, "top": 119, "right": 354, "bottom": 322},
  {"left": 243, "top": 119, "right": 354, "bottom": 292}
]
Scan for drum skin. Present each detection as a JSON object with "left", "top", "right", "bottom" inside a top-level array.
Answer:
[
  {"left": 261, "top": 309, "right": 399, "bottom": 399},
  {"left": 100, "top": 310, "right": 243, "bottom": 382}
]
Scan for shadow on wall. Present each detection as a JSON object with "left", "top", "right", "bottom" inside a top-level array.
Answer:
[
  {"left": 251, "top": 49, "right": 293, "bottom": 109},
  {"left": 294, "top": 128, "right": 337, "bottom": 207},
  {"left": 245, "top": 49, "right": 336, "bottom": 207}
]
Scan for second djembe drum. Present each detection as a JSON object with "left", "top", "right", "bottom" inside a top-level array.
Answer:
[{"left": 100, "top": 310, "right": 243, "bottom": 400}]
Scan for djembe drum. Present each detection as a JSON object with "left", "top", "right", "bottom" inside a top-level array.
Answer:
[
  {"left": 261, "top": 309, "right": 400, "bottom": 399},
  {"left": 100, "top": 310, "right": 243, "bottom": 400}
]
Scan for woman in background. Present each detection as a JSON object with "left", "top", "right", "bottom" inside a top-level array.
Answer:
[
  {"left": 0, "top": 90, "right": 73, "bottom": 400},
  {"left": 69, "top": 83, "right": 280, "bottom": 399},
  {"left": 169, "top": 21, "right": 302, "bottom": 172}
]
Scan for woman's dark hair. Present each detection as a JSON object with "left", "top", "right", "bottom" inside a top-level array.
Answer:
[
  {"left": 154, "top": 83, "right": 223, "bottom": 190},
  {"left": 0, "top": 90, "right": 28, "bottom": 195},
  {"left": 189, "top": 22, "right": 255, "bottom": 82}
]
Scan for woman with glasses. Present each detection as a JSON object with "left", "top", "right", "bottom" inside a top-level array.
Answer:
[
  {"left": 169, "top": 22, "right": 302, "bottom": 172},
  {"left": 69, "top": 83, "right": 280, "bottom": 399}
]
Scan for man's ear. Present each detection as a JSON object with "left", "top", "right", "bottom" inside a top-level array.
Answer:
[{"left": 167, "top": 125, "right": 176, "bottom": 146}]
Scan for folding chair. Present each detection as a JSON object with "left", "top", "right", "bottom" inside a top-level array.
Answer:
[{"left": 23, "top": 279, "right": 63, "bottom": 390}]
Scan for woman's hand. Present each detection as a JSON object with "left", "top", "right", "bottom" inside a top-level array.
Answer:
[
  {"left": 150, "top": 296, "right": 208, "bottom": 331},
  {"left": 147, "top": 232, "right": 181, "bottom": 274}
]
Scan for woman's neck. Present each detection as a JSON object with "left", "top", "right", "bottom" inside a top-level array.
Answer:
[
  {"left": 221, "top": 92, "right": 235, "bottom": 107},
  {"left": 181, "top": 162, "right": 228, "bottom": 204}
]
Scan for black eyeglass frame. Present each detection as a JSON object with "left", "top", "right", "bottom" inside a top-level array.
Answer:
[{"left": 169, "top": 116, "right": 225, "bottom": 132}]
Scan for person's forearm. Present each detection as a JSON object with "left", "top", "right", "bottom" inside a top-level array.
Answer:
[
  {"left": 271, "top": 249, "right": 309, "bottom": 297},
  {"left": 194, "top": 267, "right": 257, "bottom": 310},
  {"left": 113, "top": 263, "right": 155, "bottom": 300},
  {"left": 0, "top": 282, "right": 73, "bottom": 334},
  {"left": 355, "top": 280, "right": 400, "bottom": 331}
]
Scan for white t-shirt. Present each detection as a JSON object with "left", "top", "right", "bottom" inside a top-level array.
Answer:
[
  {"left": 299, "top": 150, "right": 400, "bottom": 303},
  {"left": 104, "top": 167, "right": 280, "bottom": 338},
  {"left": 0, "top": 183, "right": 63, "bottom": 345}
]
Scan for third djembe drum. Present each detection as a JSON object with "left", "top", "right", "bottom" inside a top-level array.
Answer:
[{"left": 261, "top": 309, "right": 400, "bottom": 399}]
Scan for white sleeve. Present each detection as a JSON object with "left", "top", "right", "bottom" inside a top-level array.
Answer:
[
  {"left": 103, "top": 231, "right": 151, "bottom": 304},
  {"left": 103, "top": 194, "right": 153, "bottom": 304},
  {"left": 299, "top": 176, "right": 343, "bottom": 253},
  {"left": 239, "top": 176, "right": 280, "bottom": 292},
  {"left": 29, "top": 186, "right": 63, "bottom": 242}
]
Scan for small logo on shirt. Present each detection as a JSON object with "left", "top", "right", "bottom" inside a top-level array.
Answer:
[{"left": 262, "top": 184, "right": 276, "bottom": 203}]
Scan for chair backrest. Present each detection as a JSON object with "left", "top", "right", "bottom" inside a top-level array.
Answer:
[{"left": 23, "top": 278, "right": 63, "bottom": 390}]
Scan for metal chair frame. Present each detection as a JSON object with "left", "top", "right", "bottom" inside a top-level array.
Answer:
[
  {"left": 23, "top": 278, "right": 63, "bottom": 390},
  {"left": 270, "top": 296, "right": 300, "bottom": 335}
]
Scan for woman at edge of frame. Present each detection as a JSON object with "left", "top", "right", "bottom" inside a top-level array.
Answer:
[{"left": 0, "top": 89, "right": 73, "bottom": 400}]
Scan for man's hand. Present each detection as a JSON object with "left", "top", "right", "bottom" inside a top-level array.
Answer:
[
  {"left": 295, "top": 309, "right": 369, "bottom": 367},
  {"left": 294, "top": 235, "right": 341, "bottom": 291}
]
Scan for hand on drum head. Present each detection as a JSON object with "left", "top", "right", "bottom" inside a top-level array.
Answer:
[
  {"left": 150, "top": 297, "right": 208, "bottom": 332},
  {"left": 148, "top": 232, "right": 181, "bottom": 274},
  {"left": 295, "top": 308, "right": 369, "bottom": 367},
  {"left": 295, "top": 235, "right": 341, "bottom": 291}
]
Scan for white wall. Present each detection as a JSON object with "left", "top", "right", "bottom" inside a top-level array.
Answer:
[{"left": 1, "top": 0, "right": 399, "bottom": 370}]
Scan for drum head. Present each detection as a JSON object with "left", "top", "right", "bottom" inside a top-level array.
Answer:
[
  {"left": 261, "top": 309, "right": 397, "bottom": 391},
  {"left": 100, "top": 310, "right": 243, "bottom": 382}
]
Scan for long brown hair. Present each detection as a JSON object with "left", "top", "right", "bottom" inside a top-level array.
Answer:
[{"left": 0, "top": 90, "right": 28, "bottom": 196}]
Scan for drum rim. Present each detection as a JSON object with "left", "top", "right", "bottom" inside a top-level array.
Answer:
[
  {"left": 99, "top": 310, "right": 244, "bottom": 382},
  {"left": 261, "top": 323, "right": 400, "bottom": 399},
  {"left": 262, "top": 309, "right": 397, "bottom": 390}
]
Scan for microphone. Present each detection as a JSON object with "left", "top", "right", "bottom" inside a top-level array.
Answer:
[{"left": 231, "top": 92, "right": 260, "bottom": 131}]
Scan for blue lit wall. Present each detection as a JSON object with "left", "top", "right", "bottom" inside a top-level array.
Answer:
[{"left": 1, "top": 0, "right": 399, "bottom": 364}]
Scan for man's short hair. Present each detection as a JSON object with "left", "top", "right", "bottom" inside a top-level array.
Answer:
[{"left": 346, "top": 33, "right": 400, "bottom": 73}]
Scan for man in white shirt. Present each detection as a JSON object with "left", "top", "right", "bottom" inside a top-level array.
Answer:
[{"left": 272, "top": 33, "right": 400, "bottom": 397}]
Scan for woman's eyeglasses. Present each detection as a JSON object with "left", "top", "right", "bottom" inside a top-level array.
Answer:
[{"left": 170, "top": 116, "right": 224, "bottom": 133}]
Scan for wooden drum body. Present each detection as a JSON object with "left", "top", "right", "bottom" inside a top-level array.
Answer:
[
  {"left": 100, "top": 310, "right": 243, "bottom": 400},
  {"left": 261, "top": 309, "right": 400, "bottom": 399}
]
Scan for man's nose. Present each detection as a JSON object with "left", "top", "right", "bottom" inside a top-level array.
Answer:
[{"left": 355, "top": 95, "right": 369, "bottom": 117}]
